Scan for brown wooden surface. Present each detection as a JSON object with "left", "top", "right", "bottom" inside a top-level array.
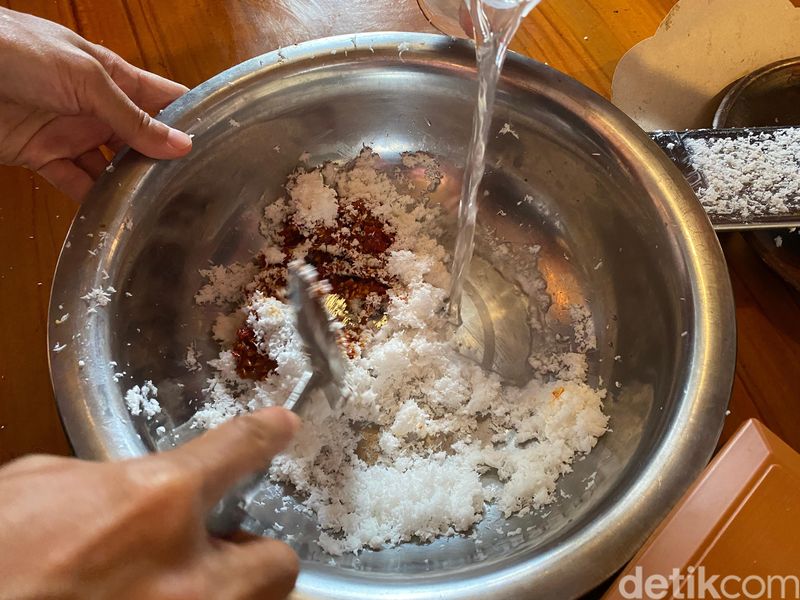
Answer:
[{"left": 0, "top": 0, "right": 798, "bottom": 462}]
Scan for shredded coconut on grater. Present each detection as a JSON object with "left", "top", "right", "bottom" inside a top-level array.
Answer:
[{"left": 684, "top": 128, "right": 800, "bottom": 218}]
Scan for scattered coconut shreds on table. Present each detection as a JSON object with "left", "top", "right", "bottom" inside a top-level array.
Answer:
[{"left": 125, "top": 148, "right": 608, "bottom": 555}]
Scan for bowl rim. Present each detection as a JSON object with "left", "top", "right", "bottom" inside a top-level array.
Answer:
[
  {"left": 713, "top": 55, "right": 800, "bottom": 129},
  {"left": 48, "top": 32, "right": 736, "bottom": 600}
]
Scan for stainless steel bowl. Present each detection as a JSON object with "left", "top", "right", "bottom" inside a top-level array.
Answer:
[{"left": 48, "top": 33, "right": 735, "bottom": 599}]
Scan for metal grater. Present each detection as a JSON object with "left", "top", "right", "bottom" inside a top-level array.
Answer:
[{"left": 649, "top": 126, "right": 800, "bottom": 230}]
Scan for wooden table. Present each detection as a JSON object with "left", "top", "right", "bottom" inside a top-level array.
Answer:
[{"left": 1, "top": 0, "right": 798, "bottom": 462}]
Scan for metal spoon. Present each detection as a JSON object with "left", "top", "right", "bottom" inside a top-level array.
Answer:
[
  {"left": 284, "top": 259, "right": 349, "bottom": 412},
  {"left": 206, "top": 260, "right": 347, "bottom": 537}
]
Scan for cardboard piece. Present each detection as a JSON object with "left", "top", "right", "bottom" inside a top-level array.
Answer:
[{"left": 612, "top": 0, "right": 800, "bottom": 131}]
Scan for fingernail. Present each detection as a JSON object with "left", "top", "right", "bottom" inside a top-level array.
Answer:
[{"left": 166, "top": 128, "right": 192, "bottom": 151}]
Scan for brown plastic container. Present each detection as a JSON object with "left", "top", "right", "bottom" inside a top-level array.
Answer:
[{"left": 604, "top": 419, "right": 800, "bottom": 599}]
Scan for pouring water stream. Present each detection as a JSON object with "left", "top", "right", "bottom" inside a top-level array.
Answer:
[{"left": 447, "top": 0, "right": 541, "bottom": 321}]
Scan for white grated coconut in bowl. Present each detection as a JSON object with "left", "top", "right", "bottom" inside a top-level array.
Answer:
[{"left": 126, "top": 148, "right": 608, "bottom": 555}]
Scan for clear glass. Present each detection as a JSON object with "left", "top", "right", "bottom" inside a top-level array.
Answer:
[
  {"left": 417, "top": 0, "right": 538, "bottom": 38},
  {"left": 417, "top": 0, "right": 471, "bottom": 38}
]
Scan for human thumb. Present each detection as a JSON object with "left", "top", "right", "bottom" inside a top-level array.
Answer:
[{"left": 85, "top": 66, "right": 192, "bottom": 159}]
